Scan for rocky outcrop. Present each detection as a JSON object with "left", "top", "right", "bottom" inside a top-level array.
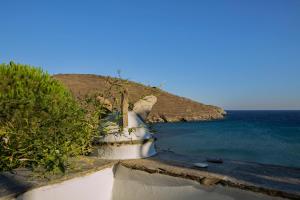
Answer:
[
  {"left": 96, "top": 96, "right": 113, "bottom": 111},
  {"left": 148, "top": 112, "right": 225, "bottom": 123},
  {"left": 147, "top": 104, "right": 226, "bottom": 123},
  {"left": 53, "top": 74, "right": 226, "bottom": 123},
  {"left": 133, "top": 95, "right": 157, "bottom": 121}
]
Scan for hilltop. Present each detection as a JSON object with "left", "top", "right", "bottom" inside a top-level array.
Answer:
[{"left": 53, "top": 74, "right": 226, "bottom": 122}]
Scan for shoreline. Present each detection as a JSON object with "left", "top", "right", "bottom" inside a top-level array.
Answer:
[{"left": 152, "top": 110, "right": 300, "bottom": 168}]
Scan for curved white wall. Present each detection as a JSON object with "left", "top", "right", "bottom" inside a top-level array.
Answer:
[
  {"left": 96, "top": 140, "right": 156, "bottom": 160},
  {"left": 96, "top": 111, "right": 157, "bottom": 160}
]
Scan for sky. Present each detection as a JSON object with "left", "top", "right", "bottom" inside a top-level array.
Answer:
[{"left": 1, "top": 0, "right": 300, "bottom": 110}]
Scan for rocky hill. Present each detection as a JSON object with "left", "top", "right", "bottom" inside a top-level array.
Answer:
[{"left": 53, "top": 74, "right": 226, "bottom": 123}]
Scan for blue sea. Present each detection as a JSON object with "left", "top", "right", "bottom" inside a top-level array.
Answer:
[{"left": 153, "top": 111, "right": 300, "bottom": 168}]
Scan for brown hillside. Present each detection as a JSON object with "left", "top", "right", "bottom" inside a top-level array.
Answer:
[{"left": 53, "top": 74, "right": 225, "bottom": 122}]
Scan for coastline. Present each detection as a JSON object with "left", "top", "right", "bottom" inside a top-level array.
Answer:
[{"left": 152, "top": 110, "right": 300, "bottom": 168}]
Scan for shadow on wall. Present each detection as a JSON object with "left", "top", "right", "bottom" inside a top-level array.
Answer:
[{"left": 0, "top": 173, "right": 33, "bottom": 198}]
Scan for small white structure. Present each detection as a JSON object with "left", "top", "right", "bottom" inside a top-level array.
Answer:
[{"left": 93, "top": 111, "right": 157, "bottom": 160}]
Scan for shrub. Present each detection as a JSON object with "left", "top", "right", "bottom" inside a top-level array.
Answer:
[{"left": 0, "top": 62, "right": 93, "bottom": 173}]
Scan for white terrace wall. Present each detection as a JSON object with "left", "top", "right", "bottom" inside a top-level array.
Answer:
[
  {"left": 17, "top": 167, "right": 114, "bottom": 200},
  {"left": 15, "top": 165, "right": 280, "bottom": 200}
]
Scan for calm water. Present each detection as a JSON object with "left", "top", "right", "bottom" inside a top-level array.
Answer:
[{"left": 153, "top": 111, "right": 300, "bottom": 168}]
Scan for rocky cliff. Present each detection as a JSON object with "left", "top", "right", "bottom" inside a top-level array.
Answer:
[{"left": 53, "top": 74, "right": 226, "bottom": 123}]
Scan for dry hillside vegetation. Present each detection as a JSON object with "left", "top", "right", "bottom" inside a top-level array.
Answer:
[{"left": 53, "top": 74, "right": 226, "bottom": 122}]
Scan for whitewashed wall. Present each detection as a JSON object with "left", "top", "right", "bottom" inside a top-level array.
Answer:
[{"left": 17, "top": 167, "right": 114, "bottom": 200}]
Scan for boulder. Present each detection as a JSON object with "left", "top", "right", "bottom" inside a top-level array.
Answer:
[
  {"left": 133, "top": 95, "right": 157, "bottom": 121},
  {"left": 200, "top": 177, "right": 221, "bottom": 186},
  {"left": 217, "top": 107, "right": 227, "bottom": 115},
  {"left": 96, "top": 96, "right": 113, "bottom": 111}
]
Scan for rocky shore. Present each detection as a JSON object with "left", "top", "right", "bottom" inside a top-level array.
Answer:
[{"left": 148, "top": 105, "right": 226, "bottom": 123}]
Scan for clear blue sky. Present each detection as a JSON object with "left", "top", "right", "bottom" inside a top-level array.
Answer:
[{"left": 1, "top": 0, "right": 300, "bottom": 110}]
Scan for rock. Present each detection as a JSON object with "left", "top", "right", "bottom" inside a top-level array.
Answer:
[
  {"left": 206, "top": 158, "right": 223, "bottom": 164},
  {"left": 133, "top": 95, "right": 157, "bottom": 121},
  {"left": 216, "top": 107, "right": 227, "bottom": 115},
  {"left": 96, "top": 96, "right": 112, "bottom": 111},
  {"left": 147, "top": 114, "right": 165, "bottom": 123},
  {"left": 200, "top": 177, "right": 221, "bottom": 186}
]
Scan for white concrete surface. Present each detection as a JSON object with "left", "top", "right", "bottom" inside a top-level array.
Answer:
[
  {"left": 17, "top": 167, "right": 114, "bottom": 200},
  {"left": 112, "top": 165, "right": 284, "bottom": 200},
  {"left": 17, "top": 165, "right": 284, "bottom": 200}
]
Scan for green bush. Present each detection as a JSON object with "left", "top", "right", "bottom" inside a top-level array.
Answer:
[{"left": 0, "top": 62, "right": 93, "bottom": 173}]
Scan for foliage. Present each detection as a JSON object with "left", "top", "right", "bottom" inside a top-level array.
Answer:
[
  {"left": 128, "top": 102, "right": 134, "bottom": 111},
  {"left": 94, "top": 72, "right": 130, "bottom": 136},
  {"left": 0, "top": 62, "right": 95, "bottom": 173},
  {"left": 79, "top": 92, "right": 112, "bottom": 138},
  {"left": 102, "top": 72, "right": 129, "bottom": 111}
]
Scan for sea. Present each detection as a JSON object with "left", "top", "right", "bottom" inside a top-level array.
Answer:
[{"left": 152, "top": 111, "right": 300, "bottom": 168}]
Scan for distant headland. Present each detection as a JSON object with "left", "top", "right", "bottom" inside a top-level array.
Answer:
[{"left": 53, "top": 74, "right": 226, "bottom": 123}]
